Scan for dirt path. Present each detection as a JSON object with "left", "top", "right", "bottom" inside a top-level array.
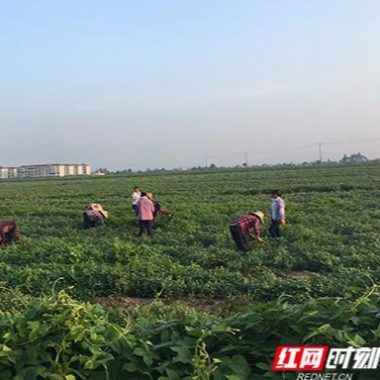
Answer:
[{"left": 95, "top": 296, "right": 229, "bottom": 313}]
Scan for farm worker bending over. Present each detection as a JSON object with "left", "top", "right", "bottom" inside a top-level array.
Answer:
[
  {"left": 131, "top": 187, "right": 141, "bottom": 215},
  {"left": 154, "top": 202, "right": 172, "bottom": 221},
  {"left": 229, "top": 212, "right": 264, "bottom": 252},
  {"left": 83, "top": 203, "right": 108, "bottom": 229},
  {"left": 136, "top": 192, "right": 155, "bottom": 236},
  {"left": 269, "top": 190, "right": 285, "bottom": 238},
  {"left": 146, "top": 193, "right": 172, "bottom": 221},
  {"left": 0, "top": 220, "right": 21, "bottom": 246}
]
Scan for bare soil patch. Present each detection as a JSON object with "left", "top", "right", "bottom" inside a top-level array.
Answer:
[{"left": 95, "top": 296, "right": 229, "bottom": 313}]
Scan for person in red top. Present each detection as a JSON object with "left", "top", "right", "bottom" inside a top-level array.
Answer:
[
  {"left": 229, "top": 212, "right": 264, "bottom": 252},
  {"left": 145, "top": 193, "right": 172, "bottom": 221},
  {"left": 136, "top": 192, "right": 155, "bottom": 236},
  {"left": 0, "top": 220, "right": 21, "bottom": 246},
  {"left": 154, "top": 202, "right": 172, "bottom": 220}
]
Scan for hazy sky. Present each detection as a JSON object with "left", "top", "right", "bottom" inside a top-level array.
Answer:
[{"left": 1, "top": 1, "right": 380, "bottom": 170}]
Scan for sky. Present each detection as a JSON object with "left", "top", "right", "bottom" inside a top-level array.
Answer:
[{"left": 1, "top": 0, "right": 380, "bottom": 170}]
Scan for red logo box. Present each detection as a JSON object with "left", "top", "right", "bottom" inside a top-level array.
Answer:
[{"left": 272, "top": 346, "right": 329, "bottom": 372}]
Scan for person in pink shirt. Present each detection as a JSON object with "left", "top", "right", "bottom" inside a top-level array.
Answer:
[{"left": 136, "top": 192, "right": 155, "bottom": 236}]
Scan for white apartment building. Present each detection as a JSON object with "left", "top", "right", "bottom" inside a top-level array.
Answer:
[
  {"left": 1, "top": 164, "right": 91, "bottom": 179},
  {"left": 78, "top": 164, "right": 91, "bottom": 176},
  {"left": 77, "top": 165, "right": 84, "bottom": 175},
  {"left": 0, "top": 167, "right": 18, "bottom": 179},
  {"left": 65, "top": 165, "right": 76, "bottom": 176}
]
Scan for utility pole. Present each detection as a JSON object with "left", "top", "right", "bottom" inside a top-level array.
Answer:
[
  {"left": 319, "top": 143, "right": 323, "bottom": 163},
  {"left": 205, "top": 156, "right": 208, "bottom": 168},
  {"left": 244, "top": 151, "right": 249, "bottom": 166}
]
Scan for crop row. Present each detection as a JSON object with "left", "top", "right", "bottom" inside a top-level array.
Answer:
[{"left": 1, "top": 286, "right": 380, "bottom": 380}]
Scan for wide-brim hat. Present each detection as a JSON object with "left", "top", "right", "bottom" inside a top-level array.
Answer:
[
  {"left": 90, "top": 203, "right": 109, "bottom": 219},
  {"left": 252, "top": 211, "right": 264, "bottom": 224},
  {"left": 146, "top": 192, "right": 153, "bottom": 200}
]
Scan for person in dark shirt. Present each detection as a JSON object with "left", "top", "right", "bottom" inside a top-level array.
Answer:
[
  {"left": 153, "top": 202, "right": 172, "bottom": 221},
  {"left": 0, "top": 220, "right": 21, "bottom": 245},
  {"left": 83, "top": 203, "right": 108, "bottom": 229},
  {"left": 229, "top": 212, "right": 264, "bottom": 252},
  {"left": 145, "top": 193, "right": 172, "bottom": 221}
]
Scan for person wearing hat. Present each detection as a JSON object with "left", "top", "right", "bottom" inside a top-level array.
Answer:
[
  {"left": 136, "top": 192, "right": 155, "bottom": 236},
  {"left": 83, "top": 203, "right": 108, "bottom": 229},
  {"left": 269, "top": 190, "right": 285, "bottom": 238},
  {"left": 146, "top": 193, "right": 172, "bottom": 221},
  {"left": 153, "top": 202, "right": 172, "bottom": 221},
  {"left": 0, "top": 220, "right": 21, "bottom": 246},
  {"left": 229, "top": 212, "right": 265, "bottom": 252}
]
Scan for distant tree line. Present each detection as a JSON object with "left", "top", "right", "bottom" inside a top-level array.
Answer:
[{"left": 95, "top": 153, "right": 379, "bottom": 175}]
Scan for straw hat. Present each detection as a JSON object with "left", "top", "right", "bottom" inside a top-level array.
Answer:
[
  {"left": 146, "top": 192, "right": 153, "bottom": 200},
  {"left": 252, "top": 211, "right": 264, "bottom": 224},
  {"left": 90, "top": 203, "right": 109, "bottom": 219}
]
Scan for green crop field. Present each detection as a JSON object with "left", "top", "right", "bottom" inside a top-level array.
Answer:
[{"left": 1, "top": 163, "right": 380, "bottom": 380}]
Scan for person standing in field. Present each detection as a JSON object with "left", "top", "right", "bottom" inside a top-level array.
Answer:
[
  {"left": 136, "top": 192, "right": 155, "bottom": 236},
  {"left": 83, "top": 203, "right": 108, "bottom": 229},
  {"left": 0, "top": 220, "right": 21, "bottom": 245},
  {"left": 131, "top": 187, "right": 141, "bottom": 215},
  {"left": 269, "top": 190, "right": 285, "bottom": 238},
  {"left": 229, "top": 212, "right": 265, "bottom": 252}
]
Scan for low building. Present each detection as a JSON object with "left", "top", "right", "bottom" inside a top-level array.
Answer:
[
  {"left": 340, "top": 153, "right": 369, "bottom": 164},
  {"left": 93, "top": 170, "right": 106, "bottom": 176}
]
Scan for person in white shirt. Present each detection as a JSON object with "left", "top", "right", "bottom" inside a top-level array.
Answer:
[
  {"left": 269, "top": 190, "right": 285, "bottom": 238},
  {"left": 131, "top": 187, "right": 141, "bottom": 215}
]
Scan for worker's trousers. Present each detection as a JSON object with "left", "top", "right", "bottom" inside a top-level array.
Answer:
[
  {"left": 269, "top": 219, "right": 281, "bottom": 238},
  {"left": 230, "top": 225, "right": 249, "bottom": 252},
  {"left": 139, "top": 220, "right": 153, "bottom": 236}
]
